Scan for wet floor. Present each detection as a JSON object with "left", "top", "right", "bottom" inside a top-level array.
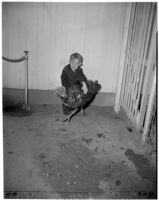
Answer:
[{"left": 3, "top": 104, "right": 157, "bottom": 199}]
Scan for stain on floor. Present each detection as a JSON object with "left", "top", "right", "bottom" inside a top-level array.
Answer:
[
  {"left": 3, "top": 105, "right": 33, "bottom": 117},
  {"left": 125, "top": 149, "right": 156, "bottom": 184},
  {"left": 82, "top": 137, "right": 93, "bottom": 144},
  {"left": 3, "top": 105, "right": 157, "bottom": 199}
]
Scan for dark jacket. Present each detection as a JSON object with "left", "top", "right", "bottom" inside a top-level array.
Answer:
[{"left": 61, "top": 64, "right": 87, "bottom": 89}]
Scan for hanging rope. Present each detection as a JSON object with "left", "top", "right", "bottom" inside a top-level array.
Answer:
[{"left": 2, "top": 56, "right": 26, "bottom": 62}]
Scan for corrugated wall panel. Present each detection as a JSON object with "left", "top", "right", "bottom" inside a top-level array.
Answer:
[{"left": 2, "top": 2, "right": 126, "bottom": 92}]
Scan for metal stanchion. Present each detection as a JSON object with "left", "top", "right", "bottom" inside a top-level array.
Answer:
[{"left": 24, "top": 51, "right": 29, "bottom": 110}]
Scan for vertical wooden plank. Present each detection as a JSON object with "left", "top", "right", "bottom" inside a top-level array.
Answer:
[
  {"left": 120, "top": 3, "right": 136, "bottom": 109},
  {"left": 124, "top": 4, "right": 139, "bottom": 113},
  {"left": 132, "top": 5, "right": 148, "bottom": 122},
  {"left": 114, "top": 3, "right": 132, "bottom": 113},
  {"left": 131, "top": 4, "right": 148, "bottom": 121},
  {"left": 135, "top": 4, "right": 156, "bottom": 129},
  {"left": 137, "top": 5, "right": 156, "bottom": 129},
  {"left": 129, "top": 4, "right": 145, "bottom": 121},
  {"left": 133, "top": 3, "right": 154, "bottom": 127},
  {"left": 142, "top": 66, "right": 156, "bottom": 143},
  {"left": 125, "top": 4, "right": 139, "bottom": 117},
  {"left": 127, "top": 4, "right": 141, "bottom": 119}
]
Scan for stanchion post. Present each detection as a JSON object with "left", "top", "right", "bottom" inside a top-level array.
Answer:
[{"left": 24, "top": 51, "right": 29, "bottom": 110}]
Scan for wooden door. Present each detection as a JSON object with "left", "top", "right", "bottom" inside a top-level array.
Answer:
[{"left": 120, "top": 3, "right": 157, "bottom": 136}]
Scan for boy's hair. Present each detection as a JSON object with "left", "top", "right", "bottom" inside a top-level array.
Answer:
[{"left": 70, "top": 53, "right": 83, "bottom": 65}]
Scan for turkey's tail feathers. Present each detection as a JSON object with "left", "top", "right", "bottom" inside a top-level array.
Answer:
[
  {"left": 81, "top": 80, "right": 101, "bottom": 106},
  {"left": 87, "top": 80, "right": 101, "bottom": 95}
]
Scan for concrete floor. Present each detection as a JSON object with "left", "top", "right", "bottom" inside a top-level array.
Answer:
[{"left": 3, "top": 104, "right": 157, "bottom": 199}]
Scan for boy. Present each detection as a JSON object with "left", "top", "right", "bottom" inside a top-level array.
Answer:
[{"left": 61, "top": 53, "right": 88, "bottom": 115}]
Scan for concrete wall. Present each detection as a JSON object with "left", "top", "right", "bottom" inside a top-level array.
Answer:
[{"left": 3, "top": 2, "right": 127, "bottom": 94}]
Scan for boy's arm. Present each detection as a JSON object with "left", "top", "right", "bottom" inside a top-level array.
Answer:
[
  {"left": 61, "top": 69, "right": 69, "bottom": 88},
  {"left": 79, "top": 68, "right": 88, "bottom": 94},
  {"left": 81, "top": 81, "right": 88, "bottom": 94},
  {"left": 79, "top": 68, "right": 87, "bottom": 83}
]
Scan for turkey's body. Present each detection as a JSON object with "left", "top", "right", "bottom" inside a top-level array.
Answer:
[{"left": 56, "top": 80, "right": 101, "bottom": 122}]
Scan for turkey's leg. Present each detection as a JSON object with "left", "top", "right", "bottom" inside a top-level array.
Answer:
[
  {"left": 80, "top": 106, "right": 86, "bottom": 115},
  {"left": 63, "top": 108, "right": 79, "bottom": 123}
]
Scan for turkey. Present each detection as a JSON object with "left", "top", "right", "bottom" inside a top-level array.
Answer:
[{"left": 56, "top": 80, "right": 101, "bottom": 123}]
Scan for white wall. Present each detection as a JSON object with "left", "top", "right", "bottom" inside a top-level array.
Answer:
[{"left": 2, "top": 2, "right": 127, "bottom": 92}]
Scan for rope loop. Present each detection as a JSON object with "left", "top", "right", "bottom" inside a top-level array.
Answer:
[{"left": 2, "top": 56, "right": 26, "bottom": 63}]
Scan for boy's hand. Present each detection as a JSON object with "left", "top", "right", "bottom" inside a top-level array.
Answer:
[{"left": 82, "top": 82, "right": 88, "bottom": 94}]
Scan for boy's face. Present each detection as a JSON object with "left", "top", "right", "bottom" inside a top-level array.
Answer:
[{"left": 70, "top": 58, "right": 81, "bottom": 71}]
